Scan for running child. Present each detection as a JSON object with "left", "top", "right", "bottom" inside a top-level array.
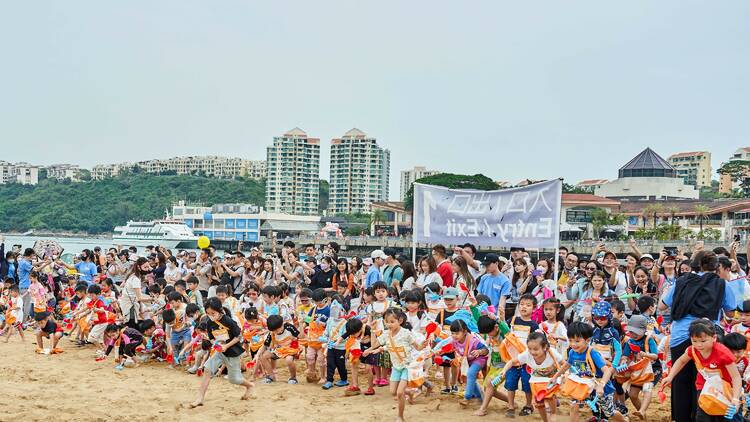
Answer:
[{"left": 34, "top": 311, "right": 63, "bottom": 354}]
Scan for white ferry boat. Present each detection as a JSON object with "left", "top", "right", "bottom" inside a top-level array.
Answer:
[{"left": 112, "top": 220, "right": 198, "bottom": 249}]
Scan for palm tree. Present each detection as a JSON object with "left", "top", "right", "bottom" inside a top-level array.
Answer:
[
  {"left": 642, "top": 204, "right": 664, "bottom": 230},
  {"left": 667, "top": 206, "right": 680, "bottom": 225},
  {"left": 694, "top": 204, "right": 710, "bottom": 232},
  {"left": 370, "top": 210, "right": 386, "bottom": 235}
]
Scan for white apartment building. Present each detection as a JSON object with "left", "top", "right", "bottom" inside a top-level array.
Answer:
[
  {"left": 46, "top": 164, "right": 81, "bottom": 182},
  {"left": 13, "top": 162, "right": 39, "bottom": 185},
  {"left": 329, "top": 128, "right": 390, "bottom": 214},
  {"left": 91, "top": 156, "right": 266, "bottom": 180},
  {"left": 400, "top": 166, "right": 441, "bottom": 201},
  {"left": 0, "top": 161, "right": 14, "bottom": 184},
  {"left": 265, "top": 127, "right": 320, "bottom": 215}
]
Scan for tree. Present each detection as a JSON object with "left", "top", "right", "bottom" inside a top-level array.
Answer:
[
  {"left": 563, "top": 183, "right": 588, "bottom": 194},
  {"left": 79, "top": 169, "right": 91, "bottom": 181},
  {"left": 404, "top": 173, "right": 499, "bottom": 210},
  {"left": 718, "top": 160, "right": 750, "bottom": 197},
  {"left": 370, "top": 210, "right": 386, "bottom": 227},
  {"left": 694, "top": 204, "right": 710, "bottom": 232},
  {"left": 591, "top": 208, "right": 626, "bottom": 238},
  {"left": 666, "top": 206, "right": 680, "bottom": 225},
  {"left": 642, "top": 204, "right": 664, "bottom": 230},
  {"left": 318, "top": 180, "right": 329, "bottom": 213}
]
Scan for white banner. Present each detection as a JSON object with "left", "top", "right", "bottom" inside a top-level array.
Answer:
[{"left": 413, "top": 179, "right": 562, "bottom": 248}]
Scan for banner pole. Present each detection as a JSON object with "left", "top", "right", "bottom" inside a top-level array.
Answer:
[
  {"left": 412, "top": 184, "right": 418, "bottom": 261},
  {"left": 553, "top": 178, "right": 563, "bottom": 282}
]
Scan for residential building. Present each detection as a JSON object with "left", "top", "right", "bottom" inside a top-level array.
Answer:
[
  {"left": 171, "top": 201, "right": 320, "bottom": 241},
  {"left": 370, "top": 201, "right": 412, "bottom": 236},
  {"left": 0, "top": 161, "right": 13, "bottom": 184},
  {"left": 90, "top": 156, "right": 265, "bottom": 180},
  {"left": 265, "top": 127, "right": 320, "bottom": 215},
  {"left": 575, "top": 179, "right": 609, "bottom": 193},
  {"left": 46, "top": 164, "right": 81, "bottom": 182},
  {"left": 718, "top": 147, "right": 750, "bottom": 194},
  {"left": 595, "top": 148, "right": 699, "bottom": 200},
  {"left": 329, "top": 128, "right": 390, "bottom": 214},
  {"left": 667, "top": 151, "right": 712, "bottom": 188},
  {"left": 400, "top": 166, "right": 441, "bottom": 201},
  {"left": 92, "top": 162, "right": 134, "bottom": 180},
  {"left": 13, "top": 162, "right": 39, "bottom": 185}
]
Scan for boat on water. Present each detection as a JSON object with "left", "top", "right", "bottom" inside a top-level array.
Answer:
[{"left": 112, "top": 220, "right": 198, "bottom": 249}]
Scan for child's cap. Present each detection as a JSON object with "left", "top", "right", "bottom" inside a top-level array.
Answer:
[
  {"left": 626, "top": 315, "right": 648, "bottom": 337},
  {"left": 737, "top": 300, "right": 750, "bottom": 313},
  {"left": 592, "top": 301, "right": 611, "bottom": 318},
  {"left": 442, "top": 287, "right": 459, "bottom": 300},
  {"left": 34, "top": 311, "right": 49, "bottom": 321}
]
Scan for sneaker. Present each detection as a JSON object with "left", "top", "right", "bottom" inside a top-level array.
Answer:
[
  {"left": 322, "top": 382, "right": 334, "bottom": 390},
  {"left": 334, "top": 380, "right": 349, "bottom": 387},
  {"left": 288, "top": 378, "right": 298, "bottom": 385},
  {"left": 344, "top": 386, "right": 361, "bottom": 396},
  {"left": 440, "top": 387, "right": 452, "bottom": 395},
  {"left": 615, "top": 402, "right": 628, "bottom": 415},
  {"left": 451, "top": 385, "right": 459, "bottom": 394},
  {"left": 261, "top": 376, "right": 274, "bottom": 384},
  {"left": 363, "top": 387, "right": 375, "bottom": 396},
  {"left": 519, "top": 406, "right": 533, "bottom": 416}
]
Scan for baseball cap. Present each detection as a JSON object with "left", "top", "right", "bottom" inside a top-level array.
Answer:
[
  {"left": 483, "top": 253, "right": 500, "bottom": 265},
  {"left": 737, "top": 300, "right": 750, "bottom": 313},
  {"left": 510, "top": 246, "right": 525, "bottom": 252},
  {"left": 362, "top": 257, "right": 373, "bottom": 266},
  {"left": 603, "top": 251, "right": 617, "bottom": 260},
  {"left": 370, "top": 250, "right": 386, "bottom": 260},
  {"left": 443, "top": 287, "right": 459, "bottom": 299},
  {"left": 626, "top": 315, "right": 648, "bottom": 337},
  {"left": 639, "top": 254, "right": 655, "bottom": 262}
]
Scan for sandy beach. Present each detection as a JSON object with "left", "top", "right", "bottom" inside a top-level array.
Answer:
[{"left": 0, "top": 335, "right": 673, "bottom": 422}]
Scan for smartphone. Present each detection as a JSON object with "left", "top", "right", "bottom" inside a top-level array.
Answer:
[
  {"left": 735, "top": 234, "right": 741, "bottom": 242},
  {"left": 664, "top": 247, "right": 677, "bottom": 256}
]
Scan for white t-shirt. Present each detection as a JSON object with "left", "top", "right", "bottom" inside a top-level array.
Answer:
[
  {"left": 517, "top": 348, "right": 563, "bottom": 380},
  {"left": 10, "top": 296, "right": 23, "bottom": 322},
  {"left": 401, "top": 276, "right": 416, "bottom": 291},
  {"left": 416, "top": 272, "right": 442, "bottom": 288},
  {"left": 540, "top": 320, "right": 568, "bottom": 357},
  {"left": 164, "top": 265, "right": 183, "bottom": 284},
  {"left": 119, "top": 275, "right": 142, "bottom": 319}
]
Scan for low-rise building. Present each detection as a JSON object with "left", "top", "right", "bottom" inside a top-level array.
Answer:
[{"left": 46, "top": 164, "right": 81, "bottom": 182}]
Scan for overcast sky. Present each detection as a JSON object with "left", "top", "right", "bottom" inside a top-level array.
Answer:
[{"left": 1, "top": 1, "right": 747, "bottom": 199}]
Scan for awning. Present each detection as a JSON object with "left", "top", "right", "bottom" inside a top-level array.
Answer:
[
  {"left": 559, "top": 222, "right": 583, "bottom": 232},
  {"left": 260, "top": 220, "right": 321, "bottom": 233}
]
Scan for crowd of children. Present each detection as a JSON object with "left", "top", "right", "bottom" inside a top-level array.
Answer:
[{"left": 2, "top": 240, "right": 750, "bottom": 422}]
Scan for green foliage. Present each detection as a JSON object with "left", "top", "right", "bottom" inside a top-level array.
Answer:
[
  {"left": 696, "top": 228, "right": 721, "bottom": 241},
  {"left": 633, "top": 224, "right": 693, "bottom": 241},
  {"left": 591, "top": 208, "right": 626, "bottom": 238},
  {"left": 335, "top": 213, "right": 371, "bottom": 224},
  {"left": 563, "top": 183, "right": 588, "bottom": 194},
  {"left": 404, "top": 173, "right": 499, "bottom": 210},
  {"left": 718, "top": 160, "right": 750, "bottom": 196},
  {"left": 0, "top": 174, "right": 265, "bottom": 234},
  {"left": 319, "top": 180, "right": 329, "bottom": 213}
]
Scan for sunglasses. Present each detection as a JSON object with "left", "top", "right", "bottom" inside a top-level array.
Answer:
[
  {"left": 593, "top": 315, "right": 608, "bottom": 321},
  {"left": 586, "top": 267, "right": 597, "bottom": 271}
]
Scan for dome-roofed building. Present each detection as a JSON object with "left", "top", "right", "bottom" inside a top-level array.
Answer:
[{"left": 595, "top": 148, "right": 698, "bottom": 200}]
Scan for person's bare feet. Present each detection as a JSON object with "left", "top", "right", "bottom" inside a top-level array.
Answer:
[
  {"left": 188, "top": 401, "right": 203, "bottom": 409},
  {"left": 317, "top": 377, "right": 326, "bottom": 385},
  {"left": 241, "top": 383, "right": 255, "bottom": 400},
  {"left": 473, "top": 408, "right": 488, "bottom": 417},
  {"left": 632, "top": 410, "right": 644, "bottom": 420},
  {"left": 395, "top": 417, "right": 404, "bottom": 422}
]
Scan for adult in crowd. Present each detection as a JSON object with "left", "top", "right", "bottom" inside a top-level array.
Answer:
[
  {"left": 192, "top": 248, "right": 213, "bottom": 298},
  {"left": 557, "top": 252, "right": 579, "bottom": 287},
  {"left": 400, "top": 261, "right": 417, "bottom": 291},
  {"left": 365, "top": 250, "right": 385, "bottom": 289},
  {"left": 18, "top": 248, "right": 51, "bottom": 320},
  {"left": 476, "top": 253, "right": 511, "bottom": 317},
  {"left": 1, "top": 235, "right": 18, "bottom": 282},
  {"left": 601, "top": 250, "right": 627, "bottom": 297},
  {"left": 382, "top": 248, "right": 403, "bottom": 290},
  {"left": 502, "top": 246, "right": 526, "bottom": 280},
  {"left": 332, "top": 257, "right": 354, "bottom": 296},
  {"left": 309, "top": 256, "right": 335, "bottom": 291},
  {"left": 279, "top": 251, "right": 305, "bottom": 294},
  {"left": 58, "top": 249, "right": 98, "bottom": 285},
  {"left": 223, "top": 252, "right": 246, "bottom": 298},
  {"left": 119, "top": 257, "right": 153, "bottom": 330},
  {"left": 451, "top": 256, "right": 476, "bottom": 292},
  {"left": 454, "top": 243, "right": 482, "bottom": 279},
  {"left": 659, "top": 250, "right": 736, "bottom": 422},
  {"left": 415, "top": 256, "right": 441, "bottom": 288},
  {"left": 431, "top": 244, "right": 453, "bottom": 287}
]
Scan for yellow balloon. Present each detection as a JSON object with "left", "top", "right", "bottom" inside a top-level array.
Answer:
[{"left": 197, "top": 236, "right": 210, "bottom": 249}]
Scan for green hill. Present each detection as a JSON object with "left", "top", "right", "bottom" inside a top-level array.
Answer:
[{"left": 0, "top": 174, "right": 265, "bottom": 234}]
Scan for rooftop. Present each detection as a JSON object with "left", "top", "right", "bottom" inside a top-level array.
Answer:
[
  {"left": 284, "top": 127, "right": 307, "bottom": 137},
  {"left": 576, "top": 179, "right": 609, "bottom": 186},
  {"left": 618, "top": 148, "right": 676, "bottom": 178},
  {"left": 562, "top": 193, "right": 620, "bottom": 207},
  {"left": 619, "top": 198, "right": 750, "bottom": 216},
  {"left": 668, "top": 151, "right": 708, "bottom": 159}
]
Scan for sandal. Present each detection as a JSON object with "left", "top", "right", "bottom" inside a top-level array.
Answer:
[
  {"left": 363, "top": 387, "right": 375, "bottom": 396},
  {"left": 519, "top": 406, "right": 533, "bottom": 416},
  {"left": 505, "top": 409, "right": 516, "bottom": 418}
]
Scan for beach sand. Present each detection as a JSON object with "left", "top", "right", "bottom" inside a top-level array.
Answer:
[{"left": 0, "top": 336, "right": 672, "bottom": 421}]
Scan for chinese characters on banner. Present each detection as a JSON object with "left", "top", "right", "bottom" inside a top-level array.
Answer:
[{"left": 413, "top": 179, "right": 562, "bottom": 248}]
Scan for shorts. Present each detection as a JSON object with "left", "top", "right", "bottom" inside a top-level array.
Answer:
[
  {"left": 504, "top": 365, "right": 531, "bottom": 393},
  {"left": 376, "top": 351, "right": 392, "bottom": 369},
  {"left": 613, "top": 379, "right": 624, "bottom": 395},
  {"left": 205, "top": 352, "right": 245, "bottom": 385},
  {"left": 485, "top": 365, "right": 506, "bottom": 388},
  {"left": 170, "top": 328, "right": 192, "bottom": 347},
  {"left": 390, "top": 367, "right": 409, "bottom": 382},
  {"left": 88, "top": 323, "right": 107, "bottom": 344},
  {"left": 437, "top": 352, "right": 455, "bottom": 368},
  {"left": 573, "top": 392, "right": 616, "bottom": 418}
]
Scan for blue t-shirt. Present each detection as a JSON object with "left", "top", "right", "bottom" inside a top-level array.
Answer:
[
  {"left": 567, "top": 347, "right": 614, "bottom": 395},
  {"left": 622, "top": 336, "right": 658, "bottom": 359},
  {"left": 18, "top": 259, "right": 32, "bottom": 289},
  {"left": 7, "top": 262, "right": 16, "bottom": 280},
  {"left": 662, "top": 277, "right": 736, "bottom": 347},
  {"left": 75, "top": 261, "right": 98, "bottom": 284},
  {"left": 308, "top": 305, "right": 331, "bottom": 324},
  {"left": 365, "top": 265, "right": 383, "bottom": 289},
  {"left": 477, "top": 272, "right": 511, "bottom": 308}
]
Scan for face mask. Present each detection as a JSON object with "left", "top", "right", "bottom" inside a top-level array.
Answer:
[
  {"left": 427, "top": 293, "right": 440, "bottom": 302},
  {"left": 320, "top": 263, "right": 329, "bottom": 271}
]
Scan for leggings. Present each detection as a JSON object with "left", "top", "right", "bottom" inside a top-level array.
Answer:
[
  {"left": 326, "top": 348, "right": 347, "bottom": 382},
  {"left": 670, "top": 340, "right": 698, "bottom": 422},
  {"left": 465, "top": 362, "right": 484, "bottom": 400}
]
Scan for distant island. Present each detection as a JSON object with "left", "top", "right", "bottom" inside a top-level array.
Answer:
[{"left": 0, "top": 174, "right": 265, "bottom": 234}]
